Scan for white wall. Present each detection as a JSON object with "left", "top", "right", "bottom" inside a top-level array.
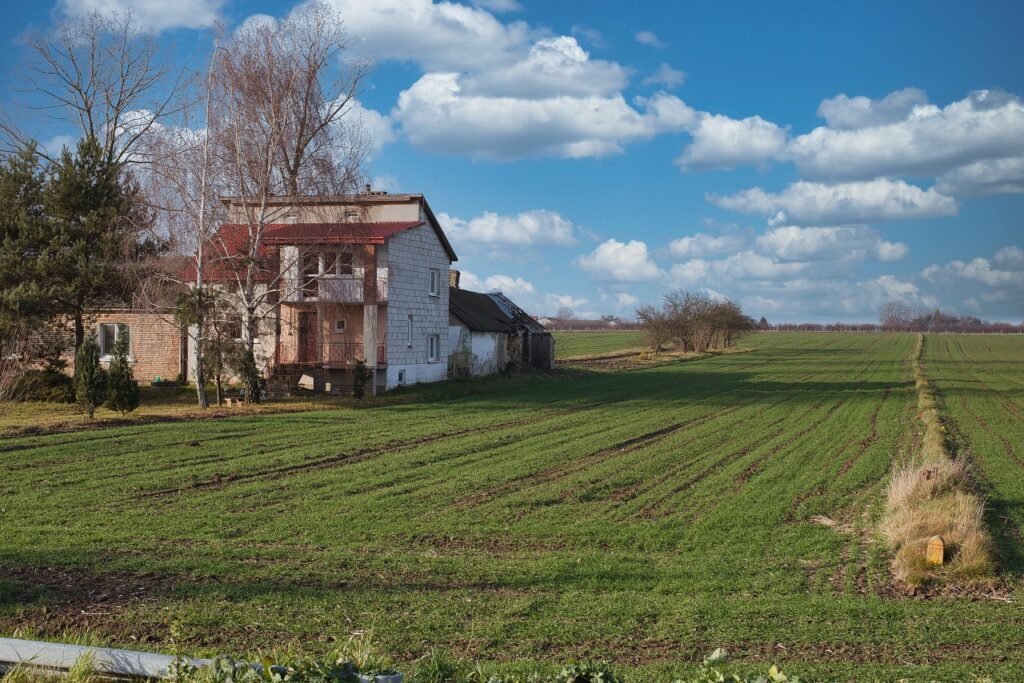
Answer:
[
  {"left": 448, "top": 323, "right": 506, "bottom": 377},
  {"left": 385, "top": 220, "right": 451, "bottom": 389}
]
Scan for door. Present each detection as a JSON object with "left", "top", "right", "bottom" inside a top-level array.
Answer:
[{"left": 298, "top": 311, "right": 318, "bottom": 363}]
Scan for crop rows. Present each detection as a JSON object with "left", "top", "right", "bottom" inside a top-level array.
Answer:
[
  {"left": 2, "top": 333, "right": 1023, "bottom": 679},
  {"left": 552, "top": 330, "right": 646, "bottom": 358}
]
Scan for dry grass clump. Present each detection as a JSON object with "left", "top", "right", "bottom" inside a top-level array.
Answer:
[{"left": 881, "top": 334, "right": 996, "bottom": 587}]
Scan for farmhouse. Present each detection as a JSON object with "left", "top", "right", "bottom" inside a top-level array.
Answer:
[{"left": 74, "top": 191, "right": 551, "bottom": 394}]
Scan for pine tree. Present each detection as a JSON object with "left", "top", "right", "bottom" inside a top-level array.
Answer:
[
  {"left": 105, "top": 325, "right": 138, "bottom": 414},
  {"left": 74, "top": 334, "right": 107, "bottom": 418},
  {"left": 42, "top": 135, "right": 150, "bottom": 351},
  {"left": 0, "top": 142, "right": 49, "bottom": 336}
]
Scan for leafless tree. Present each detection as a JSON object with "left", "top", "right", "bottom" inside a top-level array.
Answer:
[
  {"left": 0, "top": 324, "right": 27, "bottom": 402},
  {"left": 879, "top": 300, "right": 913, "bottom": 332},
  {"left": 1, "top": 11, "right": 187, "bottom": 166},
  {"left": 639, "top": 291, "right": 754, "bottom": 354},
  {"left": 210, "top": 2, "right": 371, "bottom": 380}
]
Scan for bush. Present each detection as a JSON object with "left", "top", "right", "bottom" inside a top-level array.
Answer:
[
  {"left": 16, "top": 369, "right": 75, "bottom": 403},
  {"left": 105, "top": 326, "right": 139, "bottom": 414},
  {"left": 352, "top": 359, "right": 372, "bottom": 399},
  {"left": 74, "top": 336, "right": 107, "bottom": 418}
]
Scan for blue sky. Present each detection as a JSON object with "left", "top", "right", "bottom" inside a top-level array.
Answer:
[{"left": 2, "top": 0, "right": 1023, "bottom": 322}]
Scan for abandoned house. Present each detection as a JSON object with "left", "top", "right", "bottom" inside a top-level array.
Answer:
[{"left": 448, "top": 276, "right": 555, "bottom": 378}]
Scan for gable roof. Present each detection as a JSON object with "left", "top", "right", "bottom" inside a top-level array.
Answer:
[{"left": 449, "top": 288, "right": 548, "bottom": 334}]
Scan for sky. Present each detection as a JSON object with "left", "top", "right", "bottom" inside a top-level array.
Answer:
[{"left": 2, "top": 0, "right": 1023, "bottom": 323}]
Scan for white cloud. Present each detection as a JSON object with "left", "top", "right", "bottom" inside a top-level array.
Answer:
[
  {"left": 788, "top": 90, "right": 1024, "bottom": 180},
  {"left": 59, "top": 0, "right": 224, "bottom": 30},
  {"left": 635, "top": 31, "right": 666, "bottom": 47},
  {"left": 666, "top": 233, "right": 746, "bottom": 258},
  {"left": 458, "top": 271, "right": 587, "bottom": 315},
  {"left": 669, "top": 251, "right": 809, "bottom": 285},
  {"left": 925, "top": 257, "right": 1024, "bottom": 289},
  {"left": 370, "top": 175, "right": 399, "bottom": 193},
  {"left": 994, "top": 245, "right": 1024, "bottom": 270},
  {"left": 936, "top": 156, "right": 1024, "bottom": 197},
  {"left": 642, "top": 63, "right": 686, "bottom": 89},
  {"left": 816, "top": 87, "right": 928, "bottom": 130},
  {"left": 612, "top": 292, "right": 639, "bottom": 309},
  {"left": 756, "top": 226, "right": 908, "bottom": 262},
  {"left": 324, "top": 0, "right": 533, "bottom": 72},
  {"left": 575, "top": 239, "right": 663, "bottom": 282},
  {"left": 709, "top": 178, "right": 957, "bottom": 226},
  {"left": 677, "top": 113, "right": 788, "bottom": 171},
  {"left": 439, "top": 209, "right": 578, "bottom": 246},
  {"left": 462, "top": 36, "right": 629, "bottom": 98},
  {"left": 393, "top": 74, "right": 694, "bottom": 159}
]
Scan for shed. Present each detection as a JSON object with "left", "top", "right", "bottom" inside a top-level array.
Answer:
[{"left": 448, "top": 288, "right": 554, "bottom": 378}]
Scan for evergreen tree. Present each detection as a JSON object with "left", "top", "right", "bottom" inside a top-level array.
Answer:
[
  {"left": 0, "top": 142, "right": 49, "bottom": 336},
  {"left": 42, "top": 135, "right": 149, "bottom": 351},
  {"left": 105, "top": 324, "right": 138, "bottom": 414},
  {"left": 74, "top": 334, "right": 107, "bottom": 418}
]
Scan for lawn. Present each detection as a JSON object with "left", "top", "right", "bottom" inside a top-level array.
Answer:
[
  {"left": 1, "top": 332, "right": 1022, "bottom": 680},
  {"left": 552, "top": 330, "right": 646, "bottom": 359}
]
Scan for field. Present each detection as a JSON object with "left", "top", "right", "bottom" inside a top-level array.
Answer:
[
  {"left": 2, "top": 333, "right": 1023, "bottom": 680},
  {"left": 552, "top": 330, "right": 646, "bottom": 359}
]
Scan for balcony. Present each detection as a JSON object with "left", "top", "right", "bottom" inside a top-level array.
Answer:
[
  {"left": 284, "top": 268, "right": 388, "bottom": 304},
  {"left": 276, "top": 339, "right": 387, "bottom": 367}
]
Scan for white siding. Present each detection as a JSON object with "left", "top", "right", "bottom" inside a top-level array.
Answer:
[{"left": 385, "top": 222, "right": 451, "bottom": 389}]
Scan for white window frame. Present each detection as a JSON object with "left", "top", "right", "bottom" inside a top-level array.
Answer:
[
  {"left": 98, "top": 323, "right": 130, "bottom": 360},
  {"left": 428, "top": 268, "right": 441, "bottom": 297},
  {"left": 407, "top": 314, "right": 414, "bottom": 348},
  {"left": 427, "top": 334, "right": 441, "bottom": 362},
  {"left": 334, "top": 319, "right": 347, "bottom": 333}
]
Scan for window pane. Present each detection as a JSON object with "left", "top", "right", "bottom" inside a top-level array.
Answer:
[
  {"left": 100, "top": 324, "right": 116, "bottom": 355},
  {"left": 336, "top": 252, "right": 353, "bottom": 275},
  {"left": 119, "top": 325, "right": 130, "bottom": 354}
]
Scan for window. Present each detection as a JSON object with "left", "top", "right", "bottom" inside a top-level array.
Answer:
[
  {"left": 98, "top": 323, "right": 129, "bottom": 358},
  {"left": 428, "top": 268, "right": 441, "bottom": 296},
  {"left": 328, "top": 251, "right": 354, "bottom": 276},
  {"left": 301, "top": 252, "right": 319, "bottom": 299},
  {"left": 428, "top": 334, "right": 440, "bottom": 362},
  {"left": 334, "top": 319, "right": 347, "bottom": 333},
  {"left": 225, "top": 314, "right": 243, "bottom": 340},
  {"left": 407, "top": 315, "right": 414, "bottom": 348},
  {"left": 397, "top": 370, "right": 406, "bottom": 385}
]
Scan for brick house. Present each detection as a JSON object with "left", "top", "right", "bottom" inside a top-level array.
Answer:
[
  {"left": 67, "top": 309, "right": 187, "bottom": 384},
  {"left": 194, "top": 191, "right": 458, "bottom": 394}
]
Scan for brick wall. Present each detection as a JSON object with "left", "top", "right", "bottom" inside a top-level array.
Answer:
[{"left": 75, "top": 312, "right": 184, "bottom": 384}]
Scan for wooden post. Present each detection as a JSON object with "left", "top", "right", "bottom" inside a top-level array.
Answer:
[{"left": 362, "top": 244, "right": 378, "bottom": 397}]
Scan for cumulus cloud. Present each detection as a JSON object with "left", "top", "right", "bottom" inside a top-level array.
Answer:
[
  {"left": 756, "top": 226, "right": 908, "bottom": 262},
  {"left": 788, "top": 90, "right": 1024, "bottom": 180},
  {"left": 642, "top": 63, "right": 686, "bottom": 89},
  {"left": 994, "top": 245, "right": 1024, "bottom": 270},
  {"left": 461, "top": 36, "right": 629, "bottom": 98},
  {"left": 666, "top": 233, "right": 747, "bottom": 258},
  {"left": 575, "top": 239, "right": 663, "bottom": 282},
  {"left": 635, "top": 30, "right": 666, "bottom": 47},
  {"left": 439, "top": 209, "right": 578, "bottom": 246},
  {"left": 59, "top": 0, "right": 224, "bottom": 30},
  {"left": 936, "top": 156, "right": 1024, "bottom": 197},
  {"left": 677, "top": 113, "right": 788, "bottom": 171},
  {"left": 669, "top": 251, "right": 809, "bottom": 285},
  {"left": 816, "top": 87, "right": 928, "bottom": 130},
  {"left": 472, "top": 0, "right": 522, "bottom": 12},
  {"left": 709, "top": 178, "right": 957, "bottom": 226},
  {"left": 458, "top": 271, "right": 587, "bottom": 315},
  {"left": 394, "top": 75, "right": 694, "bottom": 159}
]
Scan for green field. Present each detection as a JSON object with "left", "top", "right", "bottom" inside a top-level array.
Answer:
[
  {"left": 2, "top": 333, "right": 1023, "bottom": 680},
  {"left": 552, "top": 330, "right": 646, "bottom": 358}
]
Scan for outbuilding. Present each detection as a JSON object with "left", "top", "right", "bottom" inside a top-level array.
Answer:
[{"left": 448, "top": 287, "right": 554, "bottom": 378}]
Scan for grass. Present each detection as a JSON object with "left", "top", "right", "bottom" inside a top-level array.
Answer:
[
  {"left": 1, "top": 332, "right": 1022, "bottom": 680},
  {"left": 552, "top": 330, "right": 646, "bottom": 359}
]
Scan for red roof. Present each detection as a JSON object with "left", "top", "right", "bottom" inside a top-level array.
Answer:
[{"left": 183, "top": 221, "right": 426, "bottom": 283}]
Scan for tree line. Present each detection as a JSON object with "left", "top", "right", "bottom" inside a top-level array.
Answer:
[
  {"left": 636, "top": 291, "right": 755, "bottom": 353},
  {"left": 0, "top": 4, "right": 371, "bottom": 407}
]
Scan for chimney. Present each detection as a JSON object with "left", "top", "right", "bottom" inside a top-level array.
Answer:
[
  {"left": 364, "top": 183, "right": 372, "bottom": 193},
  {"left": 449, "top": 269, "right": 461, "bottom": 289}
]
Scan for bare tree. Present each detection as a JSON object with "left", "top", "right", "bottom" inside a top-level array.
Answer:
[
  {"left": 639, "top": 291, "right": 753, "bottom": 354},
  {"left": 879, "top": 300, "right": 913, "bottom": 332},
  {"left": 209, "top": 2, "right": 371, "bottom": 400},
  {"left": 2, "top": 11, "right": 187, "bottom": 166}
]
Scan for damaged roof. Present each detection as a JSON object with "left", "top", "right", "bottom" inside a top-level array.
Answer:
[{"left": 450, "top": 288, "right": 548, "bottom": 334}]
